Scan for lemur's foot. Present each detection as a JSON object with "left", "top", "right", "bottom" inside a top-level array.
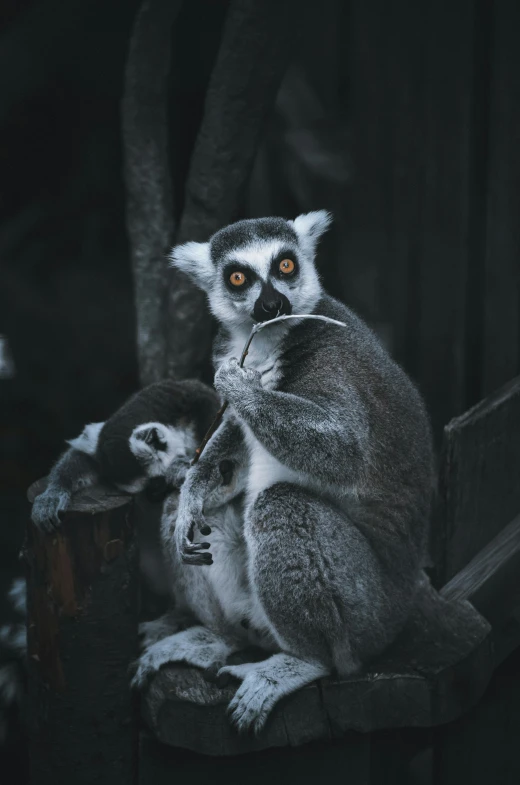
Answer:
[
  {"left": 131, "top": 626, "right": 235, "bottom": 688},
  {"left": 217, "top": 654, "right": 328, "bottom": 735},
  {"left": 31, "top": 487, "right": 71, "bottom": 532}
]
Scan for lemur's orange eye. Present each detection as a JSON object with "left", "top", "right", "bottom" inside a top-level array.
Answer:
[
  {"left": 279, "top": 258, "right": 295, "bottom": 274},
  {"left": 230, "top": 271, "right": 246, "bottom": 287}
]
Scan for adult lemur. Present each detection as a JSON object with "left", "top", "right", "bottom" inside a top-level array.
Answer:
[{"left": 134, "top": 210, "right": 434, "bottom": 732}]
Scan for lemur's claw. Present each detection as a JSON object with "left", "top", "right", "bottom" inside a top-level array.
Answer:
[
  {"left": 182, "top": 551, "right": 213, "bottom": 566},
  {"left": 184, "top": 541, "right": 211, "bottom": 552}
]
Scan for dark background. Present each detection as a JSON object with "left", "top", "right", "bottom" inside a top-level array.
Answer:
[{"left": 0, "top": 0, "right": 519, "bottom": 780}]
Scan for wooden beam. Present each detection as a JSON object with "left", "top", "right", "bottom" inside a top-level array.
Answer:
[
  {"left": 122, "top": 0, "right": 184, "bottom": 386},
  {"left": 441, "top": 513, "right": 520, "bottom": 630},
  {"left": 25, "top": 482, "right": 138, "bottom": 785},
  {"left": 432, "top": 374, "right": 520, "bottom": 585}
]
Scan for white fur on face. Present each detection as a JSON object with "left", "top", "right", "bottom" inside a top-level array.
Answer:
[
  {"left": 170, "top": 212, "right": 332, "bottom": 330},
  {"left": 67, "top": 422, "right": 104, "bottom": 456},
  {"left": 129, "top": 422, "right": 196, "bottom": 478}
]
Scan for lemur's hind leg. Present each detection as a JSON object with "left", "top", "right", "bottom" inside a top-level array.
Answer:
[
  {"left": 131, "top": 626, "right": 242, "bottom": 688},
  {"left": 222, "top": 482, "right": 403, "bottom": 732}
]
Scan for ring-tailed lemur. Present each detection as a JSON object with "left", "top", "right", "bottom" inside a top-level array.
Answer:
[
  {"left": 134, "top": 211, "right": 435, "bottom": 734},
  {"left": 31, "top": 379, "right": 220, "bottom": 532}
]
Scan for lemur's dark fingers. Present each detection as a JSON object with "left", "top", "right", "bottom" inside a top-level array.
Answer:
[
  {"left": 181, "top": 552, "right": 213, "bottom": 566},
  {"left": 183, "top": 541, "right": 211, "bottom": 553},
  {"left": 186, "top": 517, "right": 211, "bottom": 540}
]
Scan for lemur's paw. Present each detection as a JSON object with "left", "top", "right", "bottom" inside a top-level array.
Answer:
[
  {"left": 214, "top": 357, "right": 261, "bottom": 402},
  {"left": 31, "top": 488, "right": 71, "bottom": 532},
  {"left": 217, "top": 663, "right": 277, "bottom": 735},
  {"left": 175, "top": 489, "right": 213, "bottom": 566},
  {"left": 132, "top": 628, "right": 231, "bottom": 688}
]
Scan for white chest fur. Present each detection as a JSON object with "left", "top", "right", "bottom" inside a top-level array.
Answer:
[{"left": 218, "top": 326, "right": 300, "bottom": 505}]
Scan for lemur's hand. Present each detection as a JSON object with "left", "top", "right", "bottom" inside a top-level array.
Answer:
[
  {"left": 174, "top": 472, "right": 213, "bottom": 566},
  {"left": 214, "top": 357, "right": 261, "bottom": 403},
  {"left": 31, "top": 486, "right": 71, "bottom": 532}
]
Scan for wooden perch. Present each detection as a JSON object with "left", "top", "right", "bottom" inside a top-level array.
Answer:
[
  {"left": 166, "top": 0, "right": 306, "bottom": 379},
  {"left": 25, "top": 479, "right": 139, "bottom": 785},
  {"left": 122, "top": 0, "right": 184, "bottom": 385},
  {"left": 141, "top": 577, "right": 492, "bottom": 756}
]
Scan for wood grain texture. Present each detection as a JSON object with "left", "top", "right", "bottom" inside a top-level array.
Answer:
[
  {"left": 142, "top": 577, "right": 491, "bottom": 756},
  {"left": 441, "top": 512, "right": 520, "bottom": 630},
  {"left": 433, "top": 374, "right": 520, "bottom": 585},
  {"left": 122, "top": 0, "right": 184, "bottom": 385},
  {"left": 25, "top": 493, "right": 139, "bottom": 785}
]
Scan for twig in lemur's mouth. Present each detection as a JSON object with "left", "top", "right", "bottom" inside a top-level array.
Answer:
[{"left": 191, "top": 314, "right": 347, "bottom": 464}]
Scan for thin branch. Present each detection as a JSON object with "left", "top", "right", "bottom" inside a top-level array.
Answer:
[
  {"left": 166, "top": 0, "right": 306, "bottom": 380},
  {"left": 122, "top": 0, "right": 184, "bottom": 385},
  {"left": 191, "top": 314, "right": 347, "bottom": 463}
]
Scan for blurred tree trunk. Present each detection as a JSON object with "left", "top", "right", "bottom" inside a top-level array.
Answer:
[{"left": 123, "top": 0, "right": 305, "bottom": 385}]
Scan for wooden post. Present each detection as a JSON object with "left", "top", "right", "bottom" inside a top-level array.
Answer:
[{"left": 25, "top": 480, "right": 139, "bottom": 785}]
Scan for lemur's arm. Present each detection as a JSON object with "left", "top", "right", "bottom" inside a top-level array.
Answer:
[
  {"left": 172, "top": 416, "right": 248, "bottom": 565},
  {"left": 214, "top": 359, "right": 368, "bottom": 487},
  {"left": 31, "top": 447, "right": 100, "bottom": 532}
]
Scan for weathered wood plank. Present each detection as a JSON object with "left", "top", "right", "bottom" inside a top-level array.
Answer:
[
  {"left": 432, "top": 374, "right": 520, "bottom": 585},
  {"left": 25, "top": 489, "right": 139, "bottom": 785},
  {"left": 142, "top": 576, "right": 491, "bottom": 756},
  {"left": 139, "top": 730, "right": 371, "bottom": 785},
  {"left": 481, "top": 0, "right": 520, "bottom": 397},
  {"left": 441, "top": 512, "right": 520, "bottom": 629}
]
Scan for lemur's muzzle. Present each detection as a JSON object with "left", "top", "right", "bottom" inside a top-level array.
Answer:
[{"left": 252, "top": 285, "right": 292, "bottom": 323}]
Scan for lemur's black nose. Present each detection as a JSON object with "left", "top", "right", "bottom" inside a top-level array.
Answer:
[{"left": 253, "top": 286, "right": 292, "bottom": 323}]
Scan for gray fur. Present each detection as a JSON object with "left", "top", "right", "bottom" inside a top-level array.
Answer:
[{"left": 165, "top": 211, "right": 434, "bottom": 732}]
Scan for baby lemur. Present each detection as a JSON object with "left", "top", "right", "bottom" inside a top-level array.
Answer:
[
  {"left": 134, "top": 211, "right": 435, "bottom": 733},
  {"left": 31, "top": 378, "right": 219, "bottom": 531},
  {"left": 30, "top": 378, "right": 265, "bottom": 654}
]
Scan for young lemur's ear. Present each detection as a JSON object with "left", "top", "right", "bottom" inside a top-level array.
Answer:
[
  {"left": 169, "top": 241, "right": 214, "bottom": 291},
  {"left": 290, "top": 210, "right": 333, "bottom": 254}
]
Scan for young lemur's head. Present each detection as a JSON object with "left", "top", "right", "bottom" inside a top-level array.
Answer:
[{"left": 170, "top": 211, "right": 332, "bottom": 328}]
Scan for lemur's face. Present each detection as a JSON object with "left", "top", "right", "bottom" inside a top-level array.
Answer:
[{"left": 170, "top": 211, "right": 331, "bottom": 329}]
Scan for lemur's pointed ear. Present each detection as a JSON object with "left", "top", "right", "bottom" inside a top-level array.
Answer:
[
  {"left": 290, "top": 210, "right": 333, "bottom": 252},
  {"left": 169, "top": 241, "right": 214, "bottom": 291}
]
